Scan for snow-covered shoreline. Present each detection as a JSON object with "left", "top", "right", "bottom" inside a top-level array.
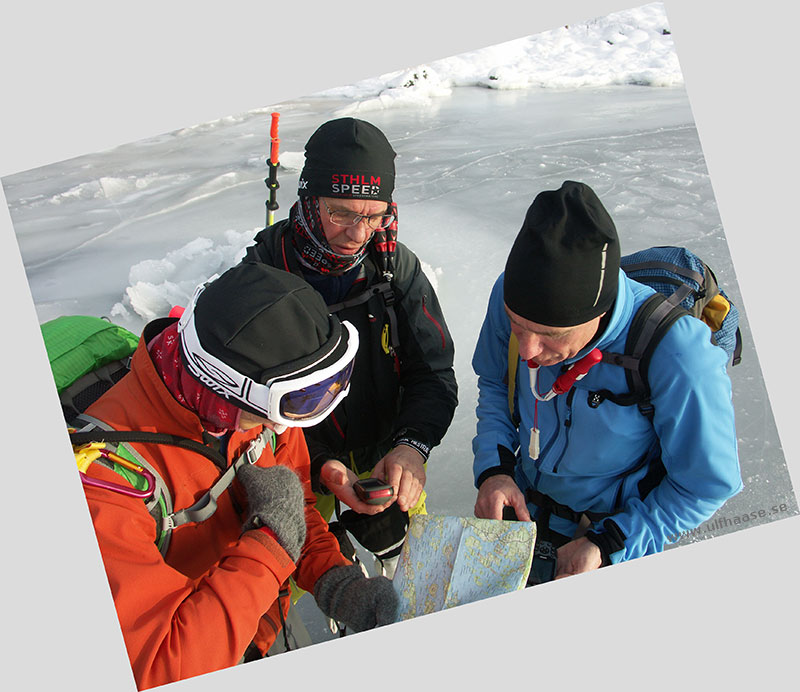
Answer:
[{"left": 318, "top": 2, "right": 680, "bottom": 113}]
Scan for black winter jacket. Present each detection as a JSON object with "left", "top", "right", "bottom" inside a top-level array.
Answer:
[{"left": 243, "top": 219, "right": 458, "bottom": 482}]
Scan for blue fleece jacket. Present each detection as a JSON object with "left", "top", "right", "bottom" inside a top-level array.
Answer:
[{"left": 472, "top": 270, "right": 742, "bottom": 563}]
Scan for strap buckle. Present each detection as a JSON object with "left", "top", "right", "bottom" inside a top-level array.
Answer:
[{"left": 245, "top": 431, "right": 269, "bottom": 465}]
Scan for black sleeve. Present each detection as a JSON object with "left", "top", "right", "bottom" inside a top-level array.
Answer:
[
  {"left": 475, "top": 445, "right": 518, "bottom": 488},
  {"left": 391, "top": 246, "right": 458, "bottom": 453}
]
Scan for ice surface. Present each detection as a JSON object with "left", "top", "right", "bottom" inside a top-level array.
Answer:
[{"left": 2, "top": 1, "right": 795, "bottom": 647}]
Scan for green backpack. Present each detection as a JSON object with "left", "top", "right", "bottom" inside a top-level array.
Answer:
[{"left": 41, "top": 315, "right": 138, "bottom": 426}]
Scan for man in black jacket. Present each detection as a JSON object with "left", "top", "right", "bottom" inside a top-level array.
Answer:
[{"left": 243, "top": 117, "right": 458, "bottom": 576}]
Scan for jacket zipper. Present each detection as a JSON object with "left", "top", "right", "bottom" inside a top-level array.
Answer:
[{"left": 552, "top": 388, "right": 576, "bottom": 474}]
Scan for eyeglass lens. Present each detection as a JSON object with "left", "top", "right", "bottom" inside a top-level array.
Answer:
[
  {"left": 330, "top": 210, "right": 394, "bottom": 229},
  {"left": 323, "top": 201, "right": 394, "bottom": 229}
]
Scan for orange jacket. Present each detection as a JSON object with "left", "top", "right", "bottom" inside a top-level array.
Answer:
[{"left": 81, "top": 320, "right": 349, "bottom": 689}]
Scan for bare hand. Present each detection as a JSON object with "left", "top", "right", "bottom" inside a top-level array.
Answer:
[
  {"left": 319, "top": 459, "right": 390, "bottom": 515},
  {"left": 474, "top": 474, "right": 531, "bottom": 521},
  {"left": 554, "top": 537, "right": 602, "bottom": 579},
  {"left": 372, "top": 445, "right": 426, "bottom": 512}
]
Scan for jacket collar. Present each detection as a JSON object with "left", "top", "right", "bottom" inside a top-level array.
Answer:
[{"left": 130, "top": 318, "right": 265, "bottom": 462}]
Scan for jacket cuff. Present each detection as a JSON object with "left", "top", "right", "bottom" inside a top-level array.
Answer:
[
  {"left": 242, "top": 527, "right": 296, "bottom": 577},
  {"left": 392, "top": 428, "right": 431, "bottom": 461},
  {"left": 476, "top": 445, "right": 517, "bottom": 488},
  {"left": 584, "top": 519, "right": 627, "bottom": 567}
]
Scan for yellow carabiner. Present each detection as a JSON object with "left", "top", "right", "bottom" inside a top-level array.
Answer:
[
  {"left": 74, "top": 442, "right": 106, "bottom": 473},
  {"left": 381, "top": 323, "right": 391, "bottom": 354}
]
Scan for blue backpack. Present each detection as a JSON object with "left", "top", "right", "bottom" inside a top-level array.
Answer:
[{"left": 596, "top": 245, "right": 742, "bottom": 419}]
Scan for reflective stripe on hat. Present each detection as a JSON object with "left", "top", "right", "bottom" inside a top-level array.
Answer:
[{"left": 592, "top": 243, "right": 609, "bottom": 308}]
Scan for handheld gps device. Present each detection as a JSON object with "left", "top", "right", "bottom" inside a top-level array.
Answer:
[{"left": 354, "top": 478, "right": 395, "bottom": 505}]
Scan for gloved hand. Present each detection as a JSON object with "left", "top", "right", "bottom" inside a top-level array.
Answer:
[
  {"left": 237, "top": 463, "right": 306, "bottom": 563},
  {"left": 313, "top": 564, "right": 398, "bottom": 632}
]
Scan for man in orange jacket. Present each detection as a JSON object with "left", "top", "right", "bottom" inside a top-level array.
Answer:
[{"left": 78, "top": 262, "right": 397, "bottom": 690}]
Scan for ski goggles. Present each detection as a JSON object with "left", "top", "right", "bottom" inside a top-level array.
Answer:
[
  {"left": 177, "top": 278, "right": 359, "bottom": 428},
  {"left": 262, "top": 324, "right": 357, "bottom": 427}
]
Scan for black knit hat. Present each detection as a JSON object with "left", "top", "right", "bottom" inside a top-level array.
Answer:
[
  {"left": 503, "top": 181, "right": 620, "bottom": 327},
  {"left": 298, "top": 117, "right": 396, "bottom": 202},
  {"left": 178, "top": 262, "right": 351, "bottom": 414}
]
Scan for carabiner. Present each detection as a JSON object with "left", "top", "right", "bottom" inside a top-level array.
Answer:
[{"left": 74, "top": 443, "right": 155, "bottom": 499}]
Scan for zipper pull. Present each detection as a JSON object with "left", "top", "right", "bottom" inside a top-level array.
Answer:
[{"left": 529, "top": 427, "right": 540, "bottom": 460}]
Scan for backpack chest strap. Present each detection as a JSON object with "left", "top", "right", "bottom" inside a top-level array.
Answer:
[{"left": 164, "top": 430, "right": 274, "bottom": 531}]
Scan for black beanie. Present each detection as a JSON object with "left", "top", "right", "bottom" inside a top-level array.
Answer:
[
  {"left": 180, "top": 262, "right": 350, "bottom": 412},
  {"left": 503, "top": 181, "right": 620, "bottom": 327},
  {"left": 298, "top": 117, "right": 396, "bottom": 202}
]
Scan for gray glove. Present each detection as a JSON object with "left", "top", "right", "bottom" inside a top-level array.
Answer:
[
  {"left": 237, "top": 463, "right": 306, "bottom": 563},
  {"left": 314, "top": 564, "right": 398, "bottom": 632}
]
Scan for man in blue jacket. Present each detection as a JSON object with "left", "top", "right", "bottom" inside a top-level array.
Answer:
[{"left": 472, "top": 180, "right": 742, "bottom": 579}]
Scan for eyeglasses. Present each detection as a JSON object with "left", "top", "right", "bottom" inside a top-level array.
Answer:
[{"left": 322, "top": 199, "right": 395, "bottom": 230}]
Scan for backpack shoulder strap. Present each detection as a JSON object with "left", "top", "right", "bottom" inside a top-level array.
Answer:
[
  {"left": 507, "top": 332, "right": 520, "bottom": 422},
  {"left": 164, "top": 429, "right": 274, "bottom": 532},
  {"left": 72, "top": 415, "right": 275, "bottom": 556},
  {"left": 326, "top": 278, "right": 393, "bottom": 313},
  {"left": 70, "top": 415, "right": 229, "bottom": 468},
  {"left": 328, "top": 276, "right": 400, "bottom": 352},
  {"left": 597, "top": 292, "right": 688, "bottom": 419},
  {"left": 60, "top": 358, "right": 131, "bottom": 425},
  {"left": 73, "top": 415, "right": 175, "bottom": 556}
]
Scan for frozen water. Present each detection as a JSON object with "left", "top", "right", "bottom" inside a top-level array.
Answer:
[
  {"left": 2, "top": 1, "right": 796, "bottom": 652},
  {"left": 4, "top": 83, "right": 794, "bottom": 554}
]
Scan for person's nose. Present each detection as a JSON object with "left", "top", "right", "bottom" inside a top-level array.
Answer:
[
  {"left": 517, "top": 332, "right": 545, "bottom": 362},
  {"left": 347, "top": 218, "right": 373, "bottom": 243}
]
